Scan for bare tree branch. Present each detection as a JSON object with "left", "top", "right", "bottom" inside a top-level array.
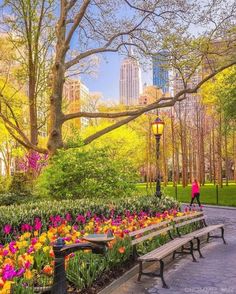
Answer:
[
  {"left": 0, "top": 108, "right": 48, "bottom": 154},
  {"left": 81, "top": 60, "right": 236, "bottom": 145},
  {"left": 65, "top": 13, "right": 151, "bottom": 69},
  {"left": 65, "top": 0, "right": 91, "bottom": 47}
]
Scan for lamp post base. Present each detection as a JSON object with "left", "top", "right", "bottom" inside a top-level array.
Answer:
[{"left": 155, "top": 191, "right": 162, "bottom": 198}]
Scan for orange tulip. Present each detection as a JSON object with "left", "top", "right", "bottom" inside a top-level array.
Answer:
[
  {"left": 118, "top": 247, "right": 125, "bottom": 254},
  {"left": 43, "top": 265, "right": 53, "bottom": 276}
]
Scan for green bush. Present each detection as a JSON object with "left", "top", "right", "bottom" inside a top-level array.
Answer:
[
  {"left": 0, "top": 192, "right": 32, "bottom": 206},
  {"left": 0, "top": 176, "right": 11, "bottom": 193},
  {"left": 0, "top": 172, "right": 34, "bottom": 206},
  {"left": 9, "top": 172, "right": 31, "bottom": 194},
  {"left": 36, "top": 148, "right": 138, "bottom": 200}
]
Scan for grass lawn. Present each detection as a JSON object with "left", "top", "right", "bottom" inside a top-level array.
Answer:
[{"left": 136, "top": 182, "right": 236, "bottom": 207}]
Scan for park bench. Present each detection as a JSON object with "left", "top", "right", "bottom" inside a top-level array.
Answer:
[
  {"left": 128, "top": 218, "right": 197, "bottom": 288},
  {"left": 129, "top": 211, "right": 226, "bottom": 289},
  {"left": 173, "top": 211, "right": 226, "bottom": 259}
]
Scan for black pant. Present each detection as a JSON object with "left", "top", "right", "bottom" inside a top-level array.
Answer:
[{"left": 190, "top": 193, "right": 201, "bottom": 207}]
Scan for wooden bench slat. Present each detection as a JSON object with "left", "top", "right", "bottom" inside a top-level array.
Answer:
[
  {"left": 131, "top": 226, "right": 172, "bottom": 246},
  {"left": 175, "top": 216, "right": 206, "bottom": 228},
  {"left": 129, "top": 220, "right": 171, "bottom": 237},
  {"left": 183, "top": 224, "right": 224, "bottom": 238},
  {"left": 138, "top": 237, "right": 193, "bottom": 261},
  {"left": 173, "top": 212, "right": 203, "bottom": 223}
]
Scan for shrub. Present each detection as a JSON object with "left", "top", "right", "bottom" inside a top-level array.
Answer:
[
  {"left": 0, "top": 176, "right": 11, "bottom": 193},
  {"left": 36, "top": 148, "right": 138, "bottom": 200},
  {"left": 9, "top": 172, "right": 31, "bottom": 194},
  {"left": 0, "top": 192, "right": 32, "bottom": 206},
  {"left": 0, "top": 173, "right": 33, "bottom": 206}
]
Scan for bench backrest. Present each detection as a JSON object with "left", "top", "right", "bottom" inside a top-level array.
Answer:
[
  {"left": 128, "top": 212, "right": 206, "bottom": 246},
  {"left": 173, "top": 212, "right": 206, "bottom": 229},
  {"left": 129, "top": 220, "right": 173, "bottom": 246}
]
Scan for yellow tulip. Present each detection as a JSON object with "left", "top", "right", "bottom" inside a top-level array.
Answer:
[
  {"left": 1, "top": 281, "right": 14, "bottom": 294},
  {"left": 24, "top": 269, "right": 33, "bottom": 280},
  {"left": 34, "top": 243, "right": 42, "bottom": 251}
]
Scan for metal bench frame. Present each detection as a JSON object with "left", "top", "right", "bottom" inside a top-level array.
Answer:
[
  {"left": 129, "top": 218, "right": 197, "bottom": 288},
  {"left": 129, "top": 212, "right": 226, "bottom": 289}
]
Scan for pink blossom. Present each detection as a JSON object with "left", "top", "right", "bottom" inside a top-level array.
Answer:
[
  {"left": 21, "top": 223, "right": 33, "bottom": 232},
  {"left": 3, "top": 224, "right": 12, "bottom": 235},
  {"left": 3, "top": 249, "right": 9, "bottom": 256},
  {"left": 24, "top": 261, "right": 31, "bottom": 269},
  {"left": 65, "top": 213, "right": 72, "bottom": 222},
  {"left": 34, "top": 218, "right": 42, "bottom": 231}
]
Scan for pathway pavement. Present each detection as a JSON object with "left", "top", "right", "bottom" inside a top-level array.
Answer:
[{"left": 110, "top": 207, "right": 236, "bottom": 294}]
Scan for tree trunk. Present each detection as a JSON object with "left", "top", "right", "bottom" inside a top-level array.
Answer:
[
  {"left": 217, "top": 113, "right": 223, "bottom": 187},
  {"left": 209, "top": 129, "right": 212, "bottom": 182},
  {"left": 175, "top": 143, "right": 180, "bottom": 184},
  {"left": 170, "top": 110, "right": 175, "bottom": 186},
  {"left": 189, "top": 140, "right": 193, "bottom": 184},
  {"left": 162, "top": 127, "right": 168, "bottom": 186},
  {"left": 224, "top": 128, "right": 228, "bottom": 186},
  {"left": 212, "top": 123, "right": 216, "bottom": 185},
  {"left": 233, "top": 129, "right": 236, "bottom": 183},
  {"left": 28, "top": 61, "right": 38, "bottom": 146},
  {"left": 47, "top": 63, "right": 65, "bottom": 155},
  {"left": 47, "top": 11, "right": 67, "bottom": 155}
]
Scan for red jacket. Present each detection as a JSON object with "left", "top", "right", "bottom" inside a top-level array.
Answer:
[{"left": 192, "top": 182, "right": 200, "bottom": 198}]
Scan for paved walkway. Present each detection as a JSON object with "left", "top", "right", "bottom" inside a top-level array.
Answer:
[{"left": 111, "top": 207, "right": 236, "bottom": 294}]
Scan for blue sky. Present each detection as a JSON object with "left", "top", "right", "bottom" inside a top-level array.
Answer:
[{"left": 82, "top": 52, "right": 152, "bottom": 103}]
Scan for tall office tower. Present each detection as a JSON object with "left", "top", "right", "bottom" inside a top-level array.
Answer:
[
  {"left": 63, "top": 79, "right": 90, "bottom": 129},
  {"left": 119, "top": 55, "right": 141, "bottom": 106},
  {"left": 173, "top": 66, "right": 202, "bottom": 117},
  {"left": 152, "top": 52, "right": 169, "bottom": 94}
]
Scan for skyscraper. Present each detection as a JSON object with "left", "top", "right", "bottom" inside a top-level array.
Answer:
[
  {"left": 63, "top": 79, "right": 90, "bottom": 129},
  {"left": 119, "top": 55, "right": 141, "bottom": 106},
  {"left": 153, "top": 52, "right": 169, "bottom": 93}
]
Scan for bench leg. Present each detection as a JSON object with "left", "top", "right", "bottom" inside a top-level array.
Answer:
[
  {"left": 160, "top": 260, "right": 169, "bottom": 288},
  {"left": 207, "top": 233, "right": 210, "bottom": 243},
  {"left": 196, "top": 238, "right": 204, "bottom": 258},
  {"left": 172, "top": 250, "right": 176, "bottom": 260},
  {"left": 133, "top": 245, "right": 139, "bottom": 261},
  {"left": 221, "top": 227, "right": 227, "bottom": 245},
  {"left": 137, "top": 261, "right": 142, "bottom": 281},
  {"left": 190, "top": 241, "right": 197, "bottom": 262}
]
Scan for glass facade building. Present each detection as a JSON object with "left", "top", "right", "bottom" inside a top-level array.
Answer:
[{"left": 152, "top": 53, "right": 169, "bottom": 93}]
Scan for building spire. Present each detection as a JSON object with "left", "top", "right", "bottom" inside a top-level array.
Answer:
[{"left": 128, "top": 36, "right": 133, "bottom": 57}]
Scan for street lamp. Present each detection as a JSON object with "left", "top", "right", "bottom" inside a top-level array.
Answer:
[{"left": 151, "top": 117, "right": 164, "bottom": 198}]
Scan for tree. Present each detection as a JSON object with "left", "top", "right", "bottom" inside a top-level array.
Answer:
[
  {"left": 0, "top": 0, "right": 235, "bottom": 155},
  {"left": 1, "top": 0, "right": 55, "bottom": 146},
  {"left": 202, "top": 66, "right": 236, "bottom": 184}
]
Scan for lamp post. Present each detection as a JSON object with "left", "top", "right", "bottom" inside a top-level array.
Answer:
[{"left": 151, "top": 117, "right": 164, "bottom": 198}]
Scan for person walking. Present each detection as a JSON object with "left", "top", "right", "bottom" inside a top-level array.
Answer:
[{"left": 190, "top": 179, "right": 202, "bottom": 209}]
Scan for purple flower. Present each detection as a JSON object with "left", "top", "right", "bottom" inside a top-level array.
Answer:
[
  {"left": 3, "top": 249, "right": 9, "bottom": 256},
  {"left": 76, "top": 215, "right": 86, "bottom": 224},
  {"left": 27, "top": 246, "right": 34, "bottom": 254},
  {"left": 9, "top": 242, "right": 17, "bottom": 254},
  {"left": 3, "top": 264, "right": 17, "bottom": 280},
  {"left": 34, "top": 218, "right": 42, "bottom": 231},
  {"left": 65, "top": 213, "right": 72, "bottom": 222},
  {"left": 3, "top": 224, "right": 12, "bottom": 235},
  {"left": 16, "top": 268, "right": 25, "bottom": 277},
  {"left": 86, "top": 211, "right": 91, "bottom": 218},
  {"left": 21, "top": 223, "right": 33, "bottom": 232},
  {"left": 25, "top": 261, "right": 31, "bottom": 269}
]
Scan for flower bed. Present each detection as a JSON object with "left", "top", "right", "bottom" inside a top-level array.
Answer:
[
  {"left": 0, "top": 196, "right": 179, "bottom": 242},
  {"left": 0, "top": 204, "right": 198, "bottom": 294}
]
